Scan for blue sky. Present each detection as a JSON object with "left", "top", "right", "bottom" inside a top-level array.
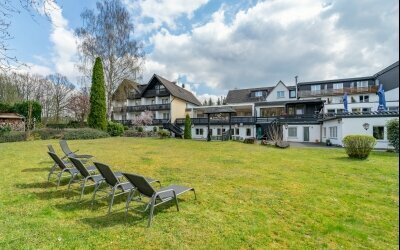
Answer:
[{"left": 8, "top": 0, "right": 400, "bottom": 101}]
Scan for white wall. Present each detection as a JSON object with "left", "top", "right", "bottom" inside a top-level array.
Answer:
[
  {"left": 321, "top": 119, "right": 343, "bottom": 145},
  {"left": 266, "top": 81, "right": 290, "bottom": 102},
  {"left": 283, "top": 124, "right": 321, "bottom": 143},
  {"left": 187, "top": 125, "right": 254, "bottom": 140},
  {"left": 322, "top": 116, "right": 397, "bottom": 149}
]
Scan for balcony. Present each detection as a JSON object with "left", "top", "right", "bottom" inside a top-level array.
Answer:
[
  {"left": 142, "top": 89, "right": 169, "bottom": 98},
  {"left": 126, "top": 103, "right": 171, "bottom": 112},
  {"left": 175, "top": 116, "right": 256, "bottom": 125},
  {"left": 298, "top": 86, "right": 378, "bottom": 98},
  {"left": 112, "top": 119, "right": 170, "bottom": 126}
]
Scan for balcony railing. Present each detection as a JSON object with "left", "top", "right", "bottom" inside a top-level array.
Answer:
[
  {"left": 126, "top": 104, "right": 170, "bottom": 112},
  {"left": 112, "top": 119, "right": 170, "bottom": 126},
  {"left": 175, "top": 116, "right": 256, "bottom": 125},
  {"left": 298, "top": 86, "right": 378, "bottom": 98},
  {"left": 142, "top": 89, "right": 169, "bottom": 97}
]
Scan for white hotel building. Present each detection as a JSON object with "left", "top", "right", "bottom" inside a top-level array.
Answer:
[{"left": 112, "top": 61, "right": 399, "bottom": 149}]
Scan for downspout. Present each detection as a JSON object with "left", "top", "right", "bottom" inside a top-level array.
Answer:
[{"left": 295, "top": 76, "right": 298, "bottom": 99}]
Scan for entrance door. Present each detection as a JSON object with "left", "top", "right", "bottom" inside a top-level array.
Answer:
[
  {"left": 303, "top": 127, "right": 310, "bottom": 142},
  {"left": 256, "top": 126, "right": 262, "bottom": 139}
]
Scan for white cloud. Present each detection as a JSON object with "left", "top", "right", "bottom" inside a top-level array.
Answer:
[
  {"left": 13, "top": 63, "right": 53, "bottom": 76},
  {"left": 142, "top": 0, "right": 399, "bottom": 95},
  {"left": 124, "top": 0, "right": 209, "bottom": 34},
  {"left": 41, "top": 0, "right": 79, "bottom": 81}
]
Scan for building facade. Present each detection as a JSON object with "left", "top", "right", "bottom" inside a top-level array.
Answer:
[
  {"left": 111, "top": 61, "right": 399, "bottom": 149},
  {"left": 112, "top": 74, "right": 202, "bottom": 134}
]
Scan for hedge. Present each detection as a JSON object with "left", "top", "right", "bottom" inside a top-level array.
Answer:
[
  {"left": 387, "top": 118, "right": 399, "bottom": 153},
  {"left": 63, "top": 128, "right": 110, "bottom": 140},
  {"left": 0, "top": 131, "right": 26, "bottom": 143},
  {"left": 343, "top": 135, "right": 376, "bottom": 159}
]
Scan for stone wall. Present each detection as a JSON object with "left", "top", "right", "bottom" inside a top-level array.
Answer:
[{"left": 0, "top": 118, "right": 25, "bottom": 131}]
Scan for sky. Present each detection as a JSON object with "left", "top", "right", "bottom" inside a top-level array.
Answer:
[{"left": 7, "top": 0, "right": 400, "bottom": 101}]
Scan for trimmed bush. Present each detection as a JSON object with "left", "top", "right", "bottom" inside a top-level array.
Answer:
[
  {"left": 137, "top": 126, "right": 144, "bottom": 132},
  {"left": 243, "top": 137, "right": 256, "bottom": 144},
  {"left": 0, "top": 124, "right": 12, "bottom": 135},
  {"left": 184, "top": 114, "right": 192, "bottom": 139},
  {"left": 343, "top": 135, "right": 376, "bottom": 159},
  {"left": 158, "top": 129, "right": 170, "bottom": 139},
  {"left": 0, "top": 131, "right": 26, "bottom": 143},
  {"left": 88, "top": 57, "right": 107, "bottom": 130},
  {"left": 107, "top": 121, "right": 124, "bottom": 136},
  {"left": 63, "top": 128, "right": 109, "bottom": 140},
  {"left": 386, "top": 118, "right": 399, "bottom": 153},
  {"left": 33, "top": 128, "right": 64, "bottom": 140}
]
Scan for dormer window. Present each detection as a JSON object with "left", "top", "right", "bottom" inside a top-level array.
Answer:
[{"left": 255, "top": 91, "right": 263, "bottom": 97}]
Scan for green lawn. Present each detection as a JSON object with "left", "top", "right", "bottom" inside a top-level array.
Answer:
[{"left": 0, "top": 138, "right": 398, "bottom": 249}]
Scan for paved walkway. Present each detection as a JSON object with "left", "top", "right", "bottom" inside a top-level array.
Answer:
[{"left": 289, "top": 142, "right": 337, "bottom": 148}]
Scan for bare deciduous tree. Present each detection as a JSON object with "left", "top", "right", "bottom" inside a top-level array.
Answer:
[
  {"left": 75, "top": 0, "right": 145, "bottom": 119},
  {"left": 46, "top": 74, "right": 75, "bottom": 122},
  {"left": 0, "top": 0, "right": 57, "bottom": 70},
  {"left": 67, "top": 88, "right": 90, "bottom": 123}
]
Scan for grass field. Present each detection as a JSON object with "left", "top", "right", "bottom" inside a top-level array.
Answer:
[{"left": 0, "top": 137, "right": 398, "bottom": 249}]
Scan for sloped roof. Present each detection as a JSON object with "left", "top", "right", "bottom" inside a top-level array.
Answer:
[
  {"left": 374, "top": 61, "right": 399, "bottom": 77},
  {"left": 226, "top": 87, "right": 274, "bottom": 104},
  {"left": 112, "top": 79, "right": 140, "bottom": 101},
  {"left": 152, "top": 74, "right": 202, "bottom": 106},
  {"left": 203, "top": 106, "right": 236, "bottom": 114}
]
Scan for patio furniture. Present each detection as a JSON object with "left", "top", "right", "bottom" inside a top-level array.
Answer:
[
  {"left": 59, "top": 140, "right": 94, "bottom": 159},
  {"left": 68, "top": 157, "right": 123, "bottom": 201},
  {"left": 47, "top": 152, "right": 96, "bottom": 189},
  {"left": 47, "top": 144, "right": 71, "bottom": 181},
  {"left": 93, "top": 162, "right": 161, "bottom": 214},
  {"left": 123, "top": 172, "right": 196, "bottom": 227}
]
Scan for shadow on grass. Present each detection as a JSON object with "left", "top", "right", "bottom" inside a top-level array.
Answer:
[
  {"left": 15, "top": 181, "right": 54, "bottom": 189},
  {"left": 81, "top": 203, "right": 179, "bottom": 228},
  {"left": 21, "top": 167, "right": 49, "bottom": 172}
]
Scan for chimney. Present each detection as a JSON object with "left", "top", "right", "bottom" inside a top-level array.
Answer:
[{"left": 182, "top": 83, "right": 185, "bottom": 89}]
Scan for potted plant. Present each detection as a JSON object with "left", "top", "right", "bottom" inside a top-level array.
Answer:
[{"left": 326, "top": 139, "right": 332, "bottom": 146}]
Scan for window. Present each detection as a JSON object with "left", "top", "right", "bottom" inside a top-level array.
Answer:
[
  {"left": 135, "top": 100, "right": 140, "bottom": 105},
  {"left": 327, "top": 109, "right": 335, "bottom": 113},
  {"left": 352, "top": 108, "right": 360, "bottom": 113},
  {"left": 151, "top": 99, "right": 155, "bottom": 104},
  {"left": 359, "top": 95, "right": 369, "bottom": 103},
  {"left": 289, "top": 90, "right": 296, "bottom": 98},
  {"left": 235, "top": 128, "right": 239, "bottom": 135},
  {"left": 217, "top": 128, "right": 222, "bottom": 135},
  {"left": 161, "top": 98, "right": 169, "bottom": 104},
  {"left": 288, "top": 127, "right": 297, "bottom": 137},
  {"left": 296, "top": 105, "right": 305, "bottom": 115},
  {"left": 333, "top": 83, "right": 343, "bottom": 90},
  {"left": 323, "top": 127, "right": 326, "bottom": 138},
  {"left": 329, "top": 126, "right": 337, "bottom": 138},
  {"left": 277, "top": 91, "right": 285, "bottom": 99},
  {"left": 162, "top": 113, "right": 169, "bottom": 119},
  {"left": 336, "top": 109, "right": 344, "bottom": 114},
  {"left": 311, "top": 85, "right": 321, "bottom": 93},
  {"left": 388, "top": 106, "right": 399, "bottom": 111},
  {"left": 255, "top": 91, "right": 263, "bottom": 97},
  {"left": 246, "top": 128, "right": 251, "bottom": 136},
  {"left": 357, "top": 81, "right": 368, "bottom": 88},
  {"left": 373, "top": 126, "right": 384, "bottom": 140},
  {"left": 195, "top": 128, "right": 204, "bottom": 135}
]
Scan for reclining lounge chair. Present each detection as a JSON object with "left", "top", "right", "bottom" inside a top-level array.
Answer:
[
  {"left": 59, "top": 140, "right": 94, "bottom": 159},
  {"left": 123, "top": 172, "right": 196, "bottom": 227},
  {"left": 69, "top": 157, "right": 123, "bottom": 201},
  {"left": 47, "top": 152, "right": 96, "bottom": 189},
  {"left": 93, "top": 162, "right": 160, "bottom": 214}
]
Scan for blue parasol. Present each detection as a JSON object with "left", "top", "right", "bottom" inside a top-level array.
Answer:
[
  {"left": 377, "top": 83, "right": 387, "bottom": 111},
  {"left": 343, "top": 92, "right": 348, "bottom": 113}
]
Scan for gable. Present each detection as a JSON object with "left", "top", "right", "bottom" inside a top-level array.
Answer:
[{"left": 266, "top": 81, "right": 290, "bottom": 102}]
